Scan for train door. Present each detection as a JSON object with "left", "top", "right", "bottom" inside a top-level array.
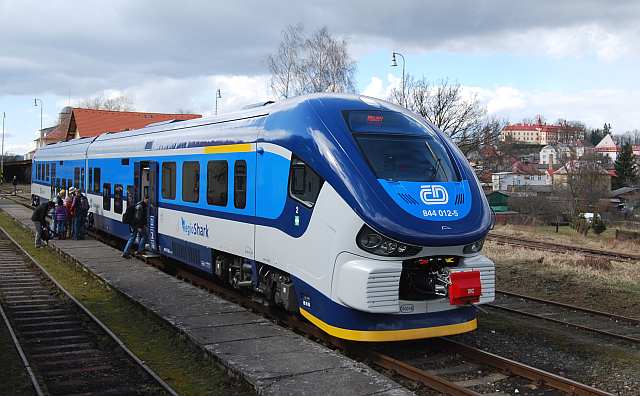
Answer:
[
  {"left": 134, "top": 161, "right": 158, "bottom": 253},
  {"left": 147, "top": 161, "right": 159, "bottom": 252}
]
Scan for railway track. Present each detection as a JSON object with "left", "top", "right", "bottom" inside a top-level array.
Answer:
[
  {"left": 1, "top": 190, "right": 614, "bottom": 395},
  {"left": 0, "top": 226, "right": 177, "bottom": 396},
  {"left": 486, "top": 234, "right": 640, "bottom": 262},
  {"left": 489, "top": 291, "right": 640, "bottom": 344}
]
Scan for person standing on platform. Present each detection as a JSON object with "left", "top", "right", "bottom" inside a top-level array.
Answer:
[
  {"left": 31, "top": 201, "right": 54, "bottom": 248},
  {"left": 76, "top": 191, "right": 90, "bottom": 239},
  {"left": 65, "top": 187, "right": 75, "bottom": 239},
  {"left": 12, "top": 176, "right": 18, "bottom": 195},
  {"left": 54, "top": 200, "right": 68, "bottom": 239},
  {"left": 71, "top": 189, "right": 81, "bottom": 240},
  {"left": 122, "top": 196, "right": 148, "bottom": 259}
]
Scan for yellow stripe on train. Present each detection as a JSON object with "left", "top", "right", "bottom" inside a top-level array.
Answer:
[
  {"left": 299, "top": 308, "right": 477, "bottom": 342},
  {"left": 203, "top": 143, "right": 253, "bottom": 154}
]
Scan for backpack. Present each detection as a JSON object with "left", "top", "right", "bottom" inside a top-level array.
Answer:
[
  {"left": 122, "top": 204, "right": 135, "bottom": 225},
  {"left": 80, "top": 195, "right": 90, "bottom": 212}
]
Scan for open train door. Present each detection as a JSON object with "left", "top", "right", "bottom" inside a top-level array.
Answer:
[{"left": 147, "top": 160, "right": 159, "bottom": 253}]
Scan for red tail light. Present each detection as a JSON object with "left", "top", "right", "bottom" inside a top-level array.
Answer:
[{"left": 449, "top": 271, "right": 481, "bottom": 305}]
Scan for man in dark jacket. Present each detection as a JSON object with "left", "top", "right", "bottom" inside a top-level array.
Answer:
[
  {"left": 122, "top": 196, "right": 148, "bottom": 258},
  {"left": 12, "top": 176, "right": 18, "bottom": 195},
  {"left": 31, "top": 201, "right": 54, "bottom": 248}
]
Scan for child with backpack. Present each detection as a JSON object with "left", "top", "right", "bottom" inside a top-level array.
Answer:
[{"left": 54, "top": 201, "right": 68, "bottom": 239}]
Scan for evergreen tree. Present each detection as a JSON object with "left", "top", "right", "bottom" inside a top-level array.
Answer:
[{"left": 613, "top": 143, "right": 637, "bottom": 188}]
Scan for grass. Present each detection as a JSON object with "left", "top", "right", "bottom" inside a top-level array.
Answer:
[
  {"left": 0, "top": 210, "right": 254, "bottom": 396},
  {"left": 484, "top": 241, "right": 640, "bottom": 318},
  {"left": 0, "top": 318, "right": 33, "bottom": 396},
  {"left": 491, "top": 223, "right": 640, "bottom": 255}
]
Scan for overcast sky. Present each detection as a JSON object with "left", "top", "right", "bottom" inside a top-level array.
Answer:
[{"left": 1, "top": 0, "right": 639, "bottom": 154}]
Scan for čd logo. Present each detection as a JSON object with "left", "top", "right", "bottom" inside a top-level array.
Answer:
[{"left": 420, "top": 185, "right": 449, "bottom": 205}]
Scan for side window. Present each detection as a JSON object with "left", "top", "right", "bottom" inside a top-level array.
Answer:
[
  {"left": 51, "top": 163, "right": 56, "bottom": 181},
  {"left": 207, "top": 160, "right": 228, "bottom": 206},
  {"left": 93, "top": 168, "right": 101, "bottom": 193},
  {"left": 88, "top": 168, "right": 93, "bottom": 193},
  {"left": 67, "top": 179, "right": 72, "bottom": 191},
  {"left": 80, "top": 168, "right": 85, "bottom": 192},
  {"left": 114, "top": 184, "right": 123, "bottom": 214},
  {"left": 56, "top": 178, "right": 61, "bottom": 190},
  {"left": 74, "top": 167, "right": 80, "bottom": 189},
  {"left": 182, "top": 161, "right": 200, "bottom": 203},
  {"left": 126, "top": 185, "right": 134, "bottom": 207},
  {"left": 103, "top": 183, "right": 111, "bottom": 211},
  {"left": 234, "top": 160, "right": 247, "bottom": 209},
  {"left": 36, "top": 163, "right": 40, "bottom": 180},
  {"left": 161, "top": 162, "right": 176, "bottom": 199},
  {"left": 45, "top": 163, "right": 50, "bottom": 181},
  {"left": 62, "top": 179, "right": 67, "bottom": 191},
  {"left": 289, "top": 156, "right": 323, "bottom": 207}
]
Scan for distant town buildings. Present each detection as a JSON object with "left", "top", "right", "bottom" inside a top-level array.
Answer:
[{"left": 500, "top": 119, "right": 584, "bottom": 145}]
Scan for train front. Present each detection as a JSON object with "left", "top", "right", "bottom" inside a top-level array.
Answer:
[{"left": 299, "top": 96, "right": 495, "bottom": 342}]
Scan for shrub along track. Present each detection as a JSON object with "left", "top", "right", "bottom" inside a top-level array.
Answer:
[{"left": 1, "top": 190, "right": 614, "bottom": 395}]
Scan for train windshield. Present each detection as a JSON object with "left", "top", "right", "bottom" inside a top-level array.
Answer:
[{"left": 345, "top": 111, "right": 458, "bottom": 182}]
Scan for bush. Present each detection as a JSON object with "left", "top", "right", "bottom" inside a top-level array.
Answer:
[{"left": 592, "top": 215, "right": 607, "bottom": 234}]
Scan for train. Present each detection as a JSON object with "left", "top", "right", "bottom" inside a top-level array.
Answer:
[{"left": 31, "top": 93, "right": 495, "bottom": 342}]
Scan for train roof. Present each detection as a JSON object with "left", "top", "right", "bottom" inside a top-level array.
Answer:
[{"left": 33, "top": 94, "right": 402, "bottom": 159}]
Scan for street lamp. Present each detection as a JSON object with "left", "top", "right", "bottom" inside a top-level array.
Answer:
[
  {"left": 391, "top": 52, "right": 406, "bottom": 107},
  {"left": 214, "top": 89, "right": 222, "bottom": 116},
  {"left": 34, "top": 98, "right": 44, "bottom": 147}
]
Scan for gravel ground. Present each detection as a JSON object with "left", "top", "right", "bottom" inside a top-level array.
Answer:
[{"left": 450, "top": 309, "right": 640, "bottom": 395}]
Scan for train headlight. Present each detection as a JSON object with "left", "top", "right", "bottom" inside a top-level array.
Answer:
[
  {"left": 356, "top": 225, "right": 421, "bottom": 257},
  {"left": 463, "top": 239, "right": 485, "bottom": 254}
]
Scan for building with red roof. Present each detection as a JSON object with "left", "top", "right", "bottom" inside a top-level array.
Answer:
[
  {"left": 35, "top": 107, "right": 202, "bottom": 149},
  {"left": 500, "top": 118, "right": 584, "bottom": 146}
]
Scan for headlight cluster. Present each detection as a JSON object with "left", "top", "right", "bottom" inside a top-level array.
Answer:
[
  {"left": 463, "top": 239, "right": 485, "bottom": 254},
  {"left": 356, "top": 225, "right": 422, "bottom": 257}
]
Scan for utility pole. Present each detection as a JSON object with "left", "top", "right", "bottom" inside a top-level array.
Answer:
[
  {"left": 1, "top": 112, "right": 5, "bottom": 182},
  {"left": 215, "top": 89, "right": 222, "bottom": 116}
]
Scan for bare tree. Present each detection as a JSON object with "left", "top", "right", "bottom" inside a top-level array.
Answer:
[
  {"left": 267, "top": 25, "right": 356, "bottom": 98},
  {"left": 390, "top": 76, "right": 490, "bottom": 153},
  {"left": 556, "top": 153, "right": 611, "bottom": 214},
  {"left": 77, "top": 95, "right": 134, "bottom": 111}
]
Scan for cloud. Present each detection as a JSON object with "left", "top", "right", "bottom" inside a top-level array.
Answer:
[
  {"left": 361, "top": 76, "right": 640, "bottom": 132},
  {"left": 1, "top": 1, "right": 639, "bottom": 96}
]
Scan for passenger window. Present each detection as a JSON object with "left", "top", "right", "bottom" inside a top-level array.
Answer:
[
  {"left": 103, "top": 183, "right": 111, "bottom": 211},
  {"left": 114, "top": 184, "right": 123, "bottom": 214},
  {"left": 51, "top": 163, "right": 56, "bottom": 180},
  {"left": 45, "top": 163, "right": 50, "bottom": 181},
  {"left": 36, "top": 163, "right": 40, "bottom": 180},
  {"left": 207, "top": 161, "right": 228, "bottom": 206},
  {"left": 162, "top": 162, "right": 176, "bottom": 199},
  {"left": 67, "top": 179, "right": 72, "bottom": 190},
  {"left": 88, "top": 168, "right": 93, "bottom": 193},
  {"left": 74, "top": 168, "right": 80, "bottom": 189},
  {"left": 289, "top": 156, "right": 323, "bottom": 207},
  {"left": 93, "top": 168, "right": 101, "bottom": 193},
  {"left": 61, "top": 179, "right": 67, "bottom": 191},
  {"left": 80, "top": 168, "right": 85, "bottom": 192},
  {"left": 234, "top": 160, "right": 247, "bottom": 209},
  {"left": 182, "top": 161, "right": 200, "bottom": 203},
  {"left": 126, "top": 185, "right": 134, "bottom": 207}
]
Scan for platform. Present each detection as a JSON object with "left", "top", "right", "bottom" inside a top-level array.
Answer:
[{"left": 0, "top": 200, "right": 412, "bottom": 396}]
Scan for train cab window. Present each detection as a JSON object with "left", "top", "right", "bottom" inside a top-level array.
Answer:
[
  {"left": 161, "top": 162, "right": 176, "bottom": 200},
  {"left": 113, "top": 184, "right": 123, "bottom": 214},
  {"left": 207, "top": 160, "right": 228, "bottom": 206},
  {"left": 88, "top": 168, "right": 93, "bottom": 193},
  {"left": 103, "top": 183, "right": 111, "bottom": 211},
  {"left": 93, "top": 169, "right": 101, "bottom": 193},
  {"left": 45, "top": 163, "right": 50, "bottom": 181},
  {"left": 74, "top": 168, "right": 80, "bottom": 189},
  {"left": 233, "top": 160, "right": 247, "bottom": 209},
  {"left": 182, "top": 161, "right": 200, "bottom": 203},
  {"left": 289, "top": 156, "right": 323, "bottom": 207}
]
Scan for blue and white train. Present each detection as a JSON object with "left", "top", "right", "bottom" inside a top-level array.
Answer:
[{"left": 31, "top": 94, "right": 495, "bottom": 342}]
